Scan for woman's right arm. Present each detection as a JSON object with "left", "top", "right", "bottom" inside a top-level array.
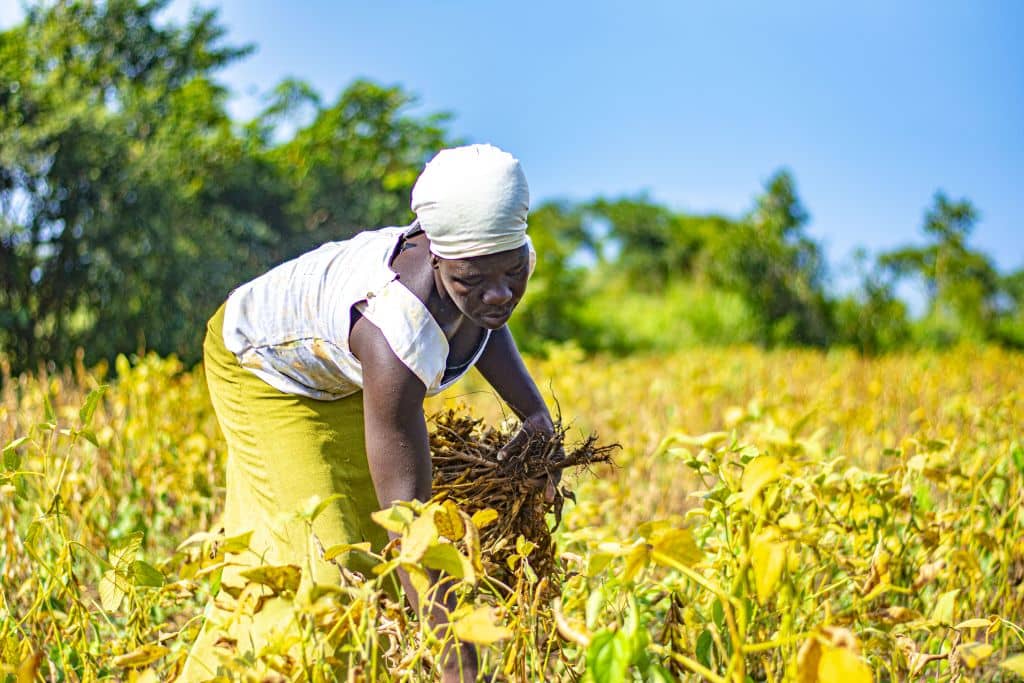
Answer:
[{"left": 349, "top": 315, "right": 478, "bottom": 683}]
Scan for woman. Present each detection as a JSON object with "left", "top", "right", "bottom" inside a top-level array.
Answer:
[{"left": 181, "top": 144, "right": 555, "bottom": 682}]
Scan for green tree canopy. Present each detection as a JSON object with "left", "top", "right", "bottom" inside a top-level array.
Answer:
[
  {"left": 0, "top": 0, "right": 452, "bottom": 373},
  {"left": 879, "top": 192, "right": 1001, "bottom": 346}
]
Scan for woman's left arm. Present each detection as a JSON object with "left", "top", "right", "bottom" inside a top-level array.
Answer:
[
  {"left": 475, "top": 325, "right": 552, "bottom": 432},
  {"left": 475, "top": 326, "right": 562, "bottom": 501}
]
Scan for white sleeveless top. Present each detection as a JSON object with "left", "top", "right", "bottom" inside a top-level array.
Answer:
[{"left": 221, "top": 225, "right": 492, "bottom": 400}]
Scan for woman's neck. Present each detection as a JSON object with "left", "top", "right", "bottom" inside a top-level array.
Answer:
[{"left": 390, "top": 232, "right": 467, "bottom": 341}]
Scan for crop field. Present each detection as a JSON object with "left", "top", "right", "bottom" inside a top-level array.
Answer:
[{"left": 1, "top": 346, "right": 1023, "bottom": 681}]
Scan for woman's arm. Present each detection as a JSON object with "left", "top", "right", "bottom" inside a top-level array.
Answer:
[
  {"left": 475, "top": 326, "right": 561, "bottom": 499},
  {"left": 350, "top": 316, "right": 477, "bottom": 683},
  {"left": 474, "top": 325, "right": 552, "bottom": 429}
]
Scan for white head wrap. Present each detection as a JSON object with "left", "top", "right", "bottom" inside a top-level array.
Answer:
[{"left": 411, "top": 144, "right": 530, "bottom": 259}]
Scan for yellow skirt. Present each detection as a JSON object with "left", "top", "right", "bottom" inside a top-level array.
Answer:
[{"left": 179, "top": 304, "right": 390, "bottom": 681}]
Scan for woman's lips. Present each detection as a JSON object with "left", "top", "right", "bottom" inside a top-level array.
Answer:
[{"left": 482, "top": 308, "right": 512, "bottom": 324}]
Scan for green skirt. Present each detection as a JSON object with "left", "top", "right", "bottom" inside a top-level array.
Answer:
[{"left": 179, "top": 304, "right": 390, "bottom": 681}]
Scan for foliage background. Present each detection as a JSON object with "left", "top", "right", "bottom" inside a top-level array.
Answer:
[{"left": 2, "top": 1, "right": 1023, "bottom": 375}]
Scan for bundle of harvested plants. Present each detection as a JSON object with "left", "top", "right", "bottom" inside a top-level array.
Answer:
[{"left": 428, "top": 407, "right": 617, "bottom": 590}]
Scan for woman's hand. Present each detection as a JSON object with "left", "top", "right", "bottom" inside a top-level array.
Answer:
[
  {"left": 476, "top": 326, "right": 566, "bottom": 504},
  {"left": 497, "top": 412, "right": 563, "bottom": 503}
]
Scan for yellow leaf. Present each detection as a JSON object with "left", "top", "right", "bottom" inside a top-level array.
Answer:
[
  {"left": 587, "top": 552, "right": 614, "bottom": 577},
  {"left": 691, "top": 431, "right": 729, "bottom": 448},
  {"left": 112, "top": 644, "right": 169, "bottom": 668},
  {"left": 460, "top": 509, "right": 484, "bottom": 573},
  {"left": 796, "top": 637, "right": 822, "bottom": 683},
  {"left": 110, "top": 533, "right": 143, "bottom": 570},
  {"left": 452, "top": 606, "right": 513, "bottom": 644},
  {"left": 434, "top": 499, "right": 466, "bottom": 541},
  {"left": 955, "top": 618, "right": 992, "bottom": 630},
  {"left": 16, "top": 651, "right": 40, "bottom": 683},
  {"left": 779, "top": 512, "right": 802, "bottom": 531},
  {"left": 471, "top": 508, "right": 499, "bottom": 529},
  {"left": 239, "top": 564, "right": 301, "bottom": 594},
  {"left": 750, "top": 531, "right": 788, "bottom": 605},
  {"left": 1001, "top": 654, "right": 1024, "bottom": 676},
  {"left": 127, "top": 669, "right": 160, "bottom": 683},
  {"left": 323, "top": 542, "right": 372, "bottom": 562},
  {"left": 740, "top": 455, "right": 783, "bottom": 506},
  {"left": 175, "top": 531, "right": 222, "bottom": 552},
  {"left": 623, "top": 543, "right": 650, "bottom": 582},
  {"left": 958, "top": 642, "right": 993, "bottom": 669},
  {"left": 818, "top": 644, "right": 872, "bottom": 683},
  {"left": 99, "top": 570, "right": 129, "bottom": 612},
  {"left": 650, "top": 527, "right": 702, "bottom": 568},
  {"left": 405, "top": 564, "right": 431, "bottom": 602},
  {"left": 515, "top": 535, "right": 536, "bottom": 557},
  {"left": 400, "top": 511, "right": 438, "bottom": 563},
  {"left": 221, "top": 530, "right": 253, "bottom": 554},
  {"left": 371, "top": 504, "right": 415, "bottom": 533}
]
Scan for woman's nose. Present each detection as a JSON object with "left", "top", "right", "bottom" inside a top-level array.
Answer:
[{"left": 482, "top": 284, "right": 513, "bottom": 306}]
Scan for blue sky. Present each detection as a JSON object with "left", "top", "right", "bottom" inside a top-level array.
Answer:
[{"left": 3, "top": 0, "right": 1021, "bottom": 292}]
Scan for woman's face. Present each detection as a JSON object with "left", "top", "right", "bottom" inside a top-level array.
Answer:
[{"left": 435, "top": 245, "right": 531, "bottom": 330}]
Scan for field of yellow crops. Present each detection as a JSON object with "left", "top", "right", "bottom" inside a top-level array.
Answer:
[{"left": 2, "top": 346, "right": 1023, "bottom": 681}]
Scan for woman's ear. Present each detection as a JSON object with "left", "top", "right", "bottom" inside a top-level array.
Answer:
[{"left": 430, "top": 255, "right": 440, "bottom": 270}]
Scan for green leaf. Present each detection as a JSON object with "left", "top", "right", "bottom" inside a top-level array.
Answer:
[
  {"left": 913, "top": 482, "right": 934, "bottom": 511},
  {"left": 931, "top": 588, "right": 960, "bottom": 625},
  {"left": 712, "top": 599, "right": 725, "bottom": 633},
  {"left": 3, "top": 437, "right": 28, "bottom": 471},
  {"left": 78, "top": 385, "right": 107, "bottom": 427},
  {"left": 585, "top": 587, "right": 605, "bottom": 631},
  {"left": 1011, "top": 442, "right": 1024, "bottom": 476},
  {"left": 696, "top": 629, "right": 713, "bottom": 668},
  {"left": 585, "top": 629, "right": 632, "bottom": 683},
  {"left": 131, "top": 560, "right": 164, "bottom": 588},
  {"left": 43, "top": 391, "right": 56, "bottom": 426},
  {"left": 955, "top": 618, "right": 992, "bottom": 630},
  {"left": 421, "top": 542, "right": 474, "bottom": 583},
  {"left": 78, "top": 429, "right": 98, "bottom": 447}
]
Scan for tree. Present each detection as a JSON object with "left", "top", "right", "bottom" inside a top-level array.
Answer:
[
  {"left": 508, "top": 201, "right": 591, "bottom": 348},
  {"left": 700, "top": 170, "right": 832, "bottom": 346},
  {"left": 994, "top": 267, "right": 1024, "bottom": 347},
  {"left": 879, "top": 192, "right": 999, "bottom": 346},
  {"left": 0, "top": 1, "right": 453, "bottom": 373},
  {"left": 586, "top": 196, "right": 705, "bottom": 289},
  {"left": 833, "top": 249, "right": 910, "bottom": 354},
  {"left": 264, "top": 79, "right": 451, "bottom": 259},
  {"left": 0, "top": 0, "right": 273, "bottom": 371}
]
